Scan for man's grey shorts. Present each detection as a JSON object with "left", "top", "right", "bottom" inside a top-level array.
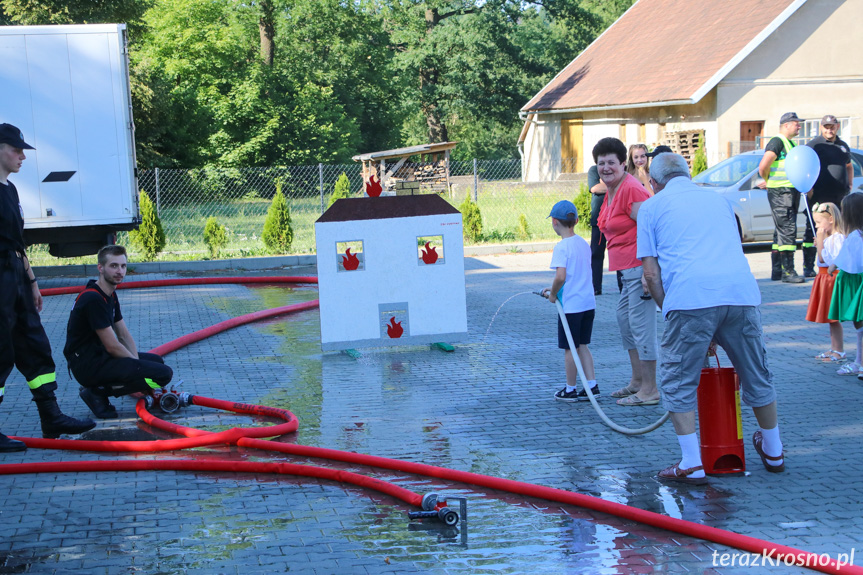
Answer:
[
  {"left": 617, "top": 266, "right": 658, "bottom": 361},
  {"left": 659, "top": 305, "right": 775, "bottom": 413}
]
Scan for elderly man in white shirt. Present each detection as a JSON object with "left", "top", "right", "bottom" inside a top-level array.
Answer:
[{"left": 637, "top": 153, "right": 785, "bottom": 484}]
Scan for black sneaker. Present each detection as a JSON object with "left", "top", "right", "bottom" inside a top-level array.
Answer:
[
  {"left": 554, "top": 387, "right": 579, "bottom": 402},
  {"left": 0, "top": 432, "right": 26, "bottom": 453},
  {"left": 577, "top": 385, "right": 600, "bottom": 398},
  {"left": 79, "top": 387, "right": 118, "bottom": 419}
]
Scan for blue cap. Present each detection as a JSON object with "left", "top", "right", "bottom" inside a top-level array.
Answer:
[{"left": 548, "top": 200, "right": 578, "bottom": 222}]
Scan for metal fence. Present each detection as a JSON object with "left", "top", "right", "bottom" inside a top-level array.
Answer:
[{"left": 133, "top": 159, "right": 589, "bottom": 260}]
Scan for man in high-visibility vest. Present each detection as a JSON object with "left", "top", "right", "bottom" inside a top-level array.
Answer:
[{"left": 758, "top": 112, "right": 805, "bottom": 284}]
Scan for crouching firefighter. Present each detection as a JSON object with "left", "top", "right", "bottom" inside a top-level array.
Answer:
[
  {"left": 0, "top": 124, "right": 96, "bottom": 452},
  {"left": 64, "top": 245, "right": 173, "bottom": 419}
]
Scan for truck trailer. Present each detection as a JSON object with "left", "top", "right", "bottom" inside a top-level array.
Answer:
[{"left": 0, "top": 23, "right": 139, "bottom": 257}]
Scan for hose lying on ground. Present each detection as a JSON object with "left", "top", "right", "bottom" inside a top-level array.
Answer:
[{"left": 2, "top": 277, "right": 851, "bottom": 575}]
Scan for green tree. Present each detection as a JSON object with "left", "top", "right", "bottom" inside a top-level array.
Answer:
[
  {"left": 517, "top": 213, "right": 531, "bottom": 240},
  {"left": 129, "top": 190, "right": 165, "bottom": 261},
  {"left": 691, "top": 143, "right": 708, "bottom": 177},
  {"left": 328, "top": 172, "right": 352, "bottom": 208},
  {"left": 134, "top": 0, "right": 361, "bottom": 167},
  {"left": 262, "top": 181, "right": 293, "bottom": 254},
  {"left": 459, "top": 196, "right": 483, "bottom": 242},
  {"left": 203, "top": 216, "right": 227, "bottom": 258},
  {"left": 385, "top": 0, "right": 624, "bottom": 159}
]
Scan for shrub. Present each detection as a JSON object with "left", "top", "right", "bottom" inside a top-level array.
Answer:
[
  {"left": 691, "top": 143, "right": 708, "bottom": 177},
  {"left": 129, "top": 190, "right": 165, "bottom": 261},
  {"left": 459, "top": 196, "right": 483, "bottom": 242},
  {"left": 517, "top": 214, "right": 531, "bottom": 240},
  {"left": 262, "top": 180, "right": 293, "bottom": 254},
  {"left": 328, "top": 172, "right": 352, "bottom": 208},
  {"left": 573, "top": 182, "right": 592, "bottom": 228},
  {"left": 203, "top": 217, "right": 227, "bottom": 259}
]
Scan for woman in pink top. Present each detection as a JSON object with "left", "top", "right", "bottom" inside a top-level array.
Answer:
[{"left": 595, "top": 137, "right": 660, "bottom": 406}]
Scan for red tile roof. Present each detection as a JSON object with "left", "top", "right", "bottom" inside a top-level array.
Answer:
[{"left": 523, "top": 0, "right": 804, "bottom": 112}]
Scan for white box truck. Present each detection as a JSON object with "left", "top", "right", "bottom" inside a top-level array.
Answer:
[{"left": 0, "top": 23, "right": 139, "bottom": 257}]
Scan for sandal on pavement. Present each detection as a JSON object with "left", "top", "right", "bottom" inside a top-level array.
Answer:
[
  {"left": 617, "top": 395, "right": 660, "bottom": 406},
  {"left": 836, "top": 362, "right": 861, "bottom": 375},
  {"left": 752, "top": 430, "right": 785, "bottom": 473},
  {"left": 610, "top": 386, "right": 637, "bottom": 398},
  {"left": 815, "top": 350, "right": 846, "bottom": 362},
  {"left": 657, "top": 462, "right": 707, "bottom": 485}
]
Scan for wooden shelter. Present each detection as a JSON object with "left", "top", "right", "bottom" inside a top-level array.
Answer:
[{"left": 352, "top": 142, "right": 458, "bottom": 196}]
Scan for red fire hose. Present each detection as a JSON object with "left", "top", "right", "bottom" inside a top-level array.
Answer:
[{"left": 2, "top": 276, "right": 854, "bottom": 574}]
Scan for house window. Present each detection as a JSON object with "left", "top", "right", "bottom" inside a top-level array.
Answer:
[
  {"left": 417, "top": 235, "right": 444, "bottom": 265},
  {"left": 336, "top": 240, "right": 364, "bottom": 272}
]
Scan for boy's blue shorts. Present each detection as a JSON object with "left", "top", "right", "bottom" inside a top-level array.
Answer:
[{"left": 558, "top": 309, "right": 595, "bottom": 350}]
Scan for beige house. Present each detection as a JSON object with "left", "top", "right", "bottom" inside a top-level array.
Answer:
[{"left": 519, "top": 0, "right": 862, "bottom": 182}]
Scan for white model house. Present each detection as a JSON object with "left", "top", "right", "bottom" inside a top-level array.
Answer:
[{"left": 315, "top": 195, "right": 467, "bottom": 351}]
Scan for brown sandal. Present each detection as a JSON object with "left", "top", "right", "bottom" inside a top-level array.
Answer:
[
  {"left": 610, "top": 386, "right": 637, "bottom": 398},
  {"left": 753, "top": 430, "right": 785, "bottom": 473},
  {"left": 657, "top": 462, "right": 707, "bottom": 485}
]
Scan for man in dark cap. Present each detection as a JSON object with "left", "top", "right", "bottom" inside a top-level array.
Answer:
[
  {"left": 801, "top": 115, "right": 854, "bottom": 277},
  {"left": 758, "top": 112, "right": 805, "bottom": 283},
  {"left": 646, "top": 145, "right": 673, "bottom": 159},
  {"left": 0, "top": 123, "right": 95, "bottom": 451}
]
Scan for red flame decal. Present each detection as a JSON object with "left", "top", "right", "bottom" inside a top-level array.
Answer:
[
  {"left": 366, "top": 175, "right": 382, "bottom": 197},
  {"left": 420, "top": 242, "right": 439, "bottom": 264},
  {"left": 342, "top": 247, "right": 360, "bottom": 270},
  {"left": 386, "top": 316, "right": 404, "bottom": 338}
]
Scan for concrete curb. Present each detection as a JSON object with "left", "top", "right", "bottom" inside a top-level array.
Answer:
[{"left": 32, "top": 242, "right": 557, "bottom": 277}]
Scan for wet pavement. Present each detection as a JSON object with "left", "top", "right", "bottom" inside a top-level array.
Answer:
[{"left": 0, "top": 249, "right": 859, "bottom": 574}]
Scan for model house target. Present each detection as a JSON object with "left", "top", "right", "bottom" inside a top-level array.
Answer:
[{"left": 315, "top": 195, "right": 467, "bottom": 351}]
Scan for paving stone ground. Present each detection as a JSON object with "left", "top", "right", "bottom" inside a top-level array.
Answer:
[{"left": 0, "top": 248, "right": 859, "bottom": 574}]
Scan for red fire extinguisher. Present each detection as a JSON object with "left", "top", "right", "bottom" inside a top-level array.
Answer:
[{"left": 697, "top": 353, "right": 745, "bottom": 474}]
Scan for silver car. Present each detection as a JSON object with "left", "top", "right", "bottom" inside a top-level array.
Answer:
[{"left": 692, "top": 149, "right": 863, "bottom": 242}]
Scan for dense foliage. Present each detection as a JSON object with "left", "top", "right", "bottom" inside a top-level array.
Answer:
[{"left": 1, "top": 0, "right": 632, "bottom": 167}]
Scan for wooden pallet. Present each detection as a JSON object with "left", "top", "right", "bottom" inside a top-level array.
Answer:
[{"left": 664, "top": 129, "right": 704, "bottom": 166}]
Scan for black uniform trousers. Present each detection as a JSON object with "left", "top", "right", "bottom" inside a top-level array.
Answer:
[
  {"left": 767, "top": 187, "right": 800, "bottom": 249},
  {"left": 69, "top": 349, "right": 173, "bottom": 397},
  {"left": 0, "top": 251, "right": 57, "bottom": 403}
]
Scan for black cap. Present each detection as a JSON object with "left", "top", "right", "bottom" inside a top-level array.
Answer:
[
  {"left": 646, "top": 145, "right": 673, "bottom": 158},
  {"left": 779, "top": 112, "right": 802, "bottom": 125},
  {"left": 0, "top": 123, "right": 35, "bottom": 150}
]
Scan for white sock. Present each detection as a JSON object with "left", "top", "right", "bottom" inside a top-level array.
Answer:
[
  {"left": 565, "top": 385, "right": 576, "bottom": 393},
  {"left": 855, "top": 327, "right": 863, "bottom": 365},
  {"left": 760, "top": 425, "right": 783, "bottom": 464},
  {"left": 677, "top": 433, "right": 705, "bottom": 477},
  {"left": 587, "top": 379, "right": 597, "bottom": 390}
]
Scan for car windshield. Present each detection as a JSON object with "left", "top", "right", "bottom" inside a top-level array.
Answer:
[{"left": 693, "top": 154, "right": 762, "bottom": 187}]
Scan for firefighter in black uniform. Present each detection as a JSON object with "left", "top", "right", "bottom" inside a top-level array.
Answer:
[
  {"left": 0, "top": 124, "right": 95, "bottom": 451},
  {"left": 65, "top": 245, "right": 173, "bottom": 419}
]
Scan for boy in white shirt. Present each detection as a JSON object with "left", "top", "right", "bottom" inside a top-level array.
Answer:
[{"left": 542, "top": 200, "right": 599, "bottom": 401}]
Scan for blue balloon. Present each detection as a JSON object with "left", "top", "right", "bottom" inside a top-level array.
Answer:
[{"left": 784, "top": 145, "right": 820, "bottom": 193}]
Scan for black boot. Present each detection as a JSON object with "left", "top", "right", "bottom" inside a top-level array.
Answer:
[
  {"left": 803, "top": 246, "right": 817, "bottom": 278},
  {"left": 79, "top": 387, "right": 118, "bottom": 419},
  {"left": 0, "top": 432, "right": 26, "bottom": 453},
  {"left": 33, "top": 392, "right": 96, "bottom": 439},
  {"left": 781, "top": 251, "right": 804, "bottom": 284},
  {"left": 771, "top": 250, "right": 782, "bottom": 281}
]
